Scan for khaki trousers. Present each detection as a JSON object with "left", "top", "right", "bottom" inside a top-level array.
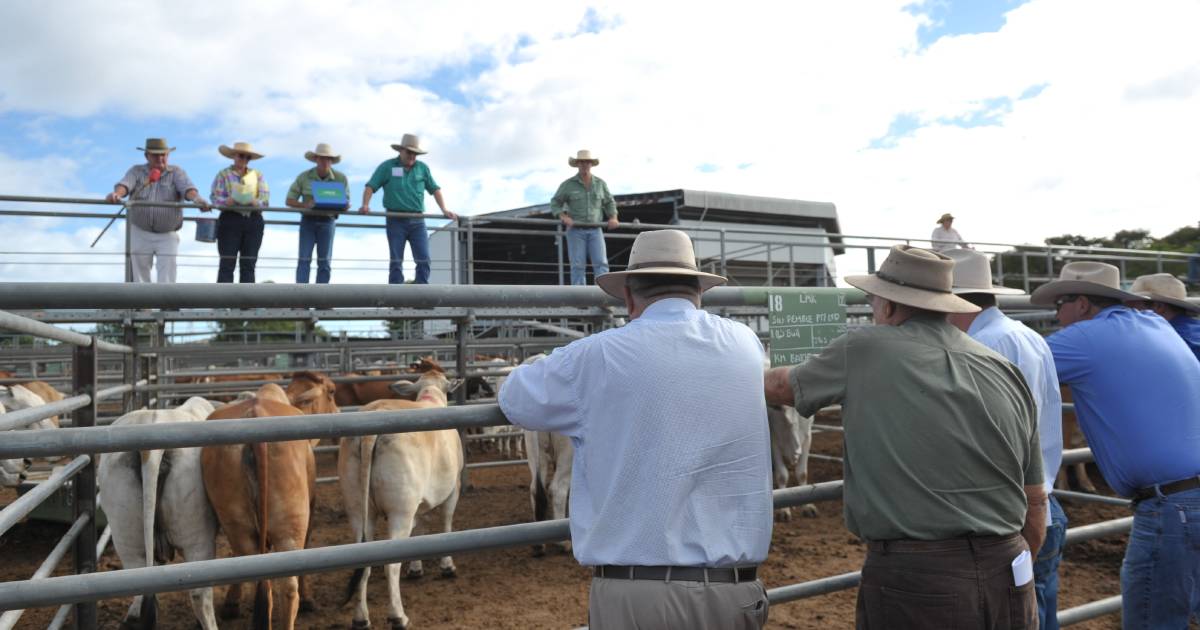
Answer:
[
  {"left": 129, "top": 224, "right": 179, "bottom": 283},
  {"left": 588, "top": 577, "right": 768, "bottom": 630}
]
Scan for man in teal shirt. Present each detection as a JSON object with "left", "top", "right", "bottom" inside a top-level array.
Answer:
[
  {"left": 360, "top": 134, "right": 457, "bottom": 284},
  {"left": 551, "top": 150, "right": 618, "bottom": 285}
]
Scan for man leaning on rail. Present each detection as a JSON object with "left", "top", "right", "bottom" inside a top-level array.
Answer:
[
  {"left": 1031, "top": 262, "right": 1200, "bottom": 628},
  {"left": 106, "top": 138, "right": 210, "bottom": 283},
  {"left": 944, "top": 248, "right": 1066, "bottom": 630},
  {"left": 765, "top": 245, "right": 1045, "bottom": 630},
  {"left": 499, "top": 229, "right": 773, "bottom": 629},
  {"left": 1124, "top": 272, "right": 1200, "bottom": 362}
]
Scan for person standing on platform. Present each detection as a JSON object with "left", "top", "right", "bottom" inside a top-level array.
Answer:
[
  {"left": 287, "top": 143, "right": 348, "bottom": 284},
  {"left": 552, "top": 150, "right": 619, "bottom": 285},
  {"left": 360, "top": 134, "right": 457, "bottom": 284},
  {"left": 931, "top": 212, "right": 969, "bottom": 252},
  {"left": 210, "top": 141, "right": 269, "bottom": 283}
]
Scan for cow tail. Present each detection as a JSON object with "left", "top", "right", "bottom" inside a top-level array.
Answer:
[
  {"left": 139, "top": 449, "right": 164, "bottom": 628},
  {"left": 344, "top": 435, "right": 378, "bottom": 605},
  {"left": 529, "top": 435, "right": 548, "bottom": 522},
  {"left": 252, "top": 441, "right": 271, "bottom": 630}
]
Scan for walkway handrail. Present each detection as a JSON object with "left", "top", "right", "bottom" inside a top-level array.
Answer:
[
  {"left": 0, "top": 456, "right": 90, "bottom": 537},
  {"left": 0, "top": 310, "right": 132, "bottom": 353}
]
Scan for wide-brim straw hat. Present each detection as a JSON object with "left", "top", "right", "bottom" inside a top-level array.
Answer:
[
  {"left": 218, "top": 141, "right": 264, "bottom": 160},
  {"left": 944, "top": 249, "right": 1025, "bottom": 296},
  {"left": 569, "top": 149, "right": 599, "bottom": 167},
  {"left": 1029, "top": 261, "right": 1143, "bottom": 306},
  {"left": 304, "top": 142, "right": 342, "bottom": 164},
  {"left": 1129, "top": 273, "right": 1200, "bottom": 313},
  {"left": 595, "top": 229, "right": 726, "bottom": 299},
  {"left": 936, "top": 213, "right": 955, "bottom": 223},
  {"left": 137, "top": 138, "right": 175, "bottom": 154},
  {"left": 390, "top": 133, "right": 427, "bottom": 155},
  {"left": 845, "top": 245, "right": 980, "bottom": 313}
]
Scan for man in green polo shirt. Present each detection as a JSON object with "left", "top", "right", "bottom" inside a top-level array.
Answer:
[
  {"left": 551, "top": 150, "right": 619, "bottom": 285},
  {"left": 360, "top": 134, "right": 457, "bottom": 284}
]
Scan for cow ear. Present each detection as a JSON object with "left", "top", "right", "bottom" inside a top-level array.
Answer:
[{"left": 390, "top": 381, "right": 419, "bottom": 398}]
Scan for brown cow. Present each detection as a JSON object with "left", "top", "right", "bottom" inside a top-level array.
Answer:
[
  {"left": 334, "top": 358, "right": 442, "bottom": 407},
  {"left": 17, "top": 380, "right": 65, "bottom": 427},
  {"left": 200, "top": 384, "right": 319, "bottom": 629}
]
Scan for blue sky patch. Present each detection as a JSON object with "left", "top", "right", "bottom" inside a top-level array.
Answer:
[
  {"left": 696, "top": 163, "right": 718, "bottom": 173},
  {"left": 868, "top": 112, "right": 923, "bottom": 149},
  {"left": 905, "top": 0, "right": 1029, "bottom": 47}
]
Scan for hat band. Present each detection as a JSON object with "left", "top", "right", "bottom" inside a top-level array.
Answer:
[
  {"left": 875, "top": 270, "right": 951, "bottom": 294},
  {"left": 627, "top": 260, "right": 699, "bottom": 272}
]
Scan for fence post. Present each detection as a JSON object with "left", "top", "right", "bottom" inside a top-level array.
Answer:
[
  {"left": 455, "top": 314, "right": 473, "bottom": 490},
  {"left": 71, "top": 340, "right": 98, "bottom": 630},
  {"left": 466, "top": 217, "right": 475, "bottom": 285},
  {"left": 1022, "top": 252, "right": 1031, "bottom": 294},
  {"left": 122, "top": 321, "right": 139, "bottom": 414},
  {"left": 556, "top": 224, "right": 565, "bottom": 286},
  {"left": 123, "top": 205, "right": 133, "bottom": 283},
  {"left": 995, "top": 252, "right": 1004, "bottom": 287},
  {"left": 719, "top": 229, "right": 728, "bottom": 277},
  {"left": 866, "top": 247, "right": 876, "bottom": 274}
]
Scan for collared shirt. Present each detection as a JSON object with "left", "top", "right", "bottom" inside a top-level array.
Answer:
[
  {"left": 498, "top": 298, "right": 773, "bottom": 567},
  {"left": 551, "top": 174, "right": 617, "bottom": 223},
  {"left": 287, "top": 166, "right": 349, "bottom": 218},
  {"left": 968, "top": 306, "right": 1063, "bottom": 526},
  {"left": 930, "top": 226, "right": 967, "bottom": 252},
  {"left": 116, "top": 164, "right": 197, "bottom": 233},
  {"left": 365, "top": 158, "right": 439, "bottom": 212},
  {"left": 1168, "top": 314, "right": 1200, "bottom": 362},
  {"left": 211, "top": 167, "right": 269, "bottom": 211},
  {"left": 1047, "top": 306, "right": 1200, "bottom": 497},
  {"left": 789, "top": 314, "right": 1041, "bottom": 541}
]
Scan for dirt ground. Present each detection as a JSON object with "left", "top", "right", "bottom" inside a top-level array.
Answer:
[{"left": 1, "top": 430, "right": 1128, "bottom": 629}]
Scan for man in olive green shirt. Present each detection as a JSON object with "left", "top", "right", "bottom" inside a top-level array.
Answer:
[
  {"left": 551, "top": 150, "right": 618, "bottom": 285},
  {"left": 764, "top": 245, "right": 1045, "bottom": 630}
]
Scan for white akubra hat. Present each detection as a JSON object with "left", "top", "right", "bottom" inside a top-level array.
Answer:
[
  {"left": 1029, "top": 261, "right": 1143, "bottom": 306},
  {"left": 304, "top": 142, "right": 341, "bottom": 164},
  {"left": 943, "top": 249, "right": 1024, "bottom": 296},
  {"left": 390, "top": 134, "right": 427, "bottom": 155},
  {"left": 1129, "top": 273, "right": 1200, "bottom": 313},
  {"left": 218, "top": 141, "right": 264, "bottom": 160},
  {"left": 595, "top": 229, "right": 726, "bottom": 299},
  {"left": 569, "top": 150, "right": 599, "bottom": 167},
  {"left": 845, "top": 245, "right": 980, "bottom": 314}
]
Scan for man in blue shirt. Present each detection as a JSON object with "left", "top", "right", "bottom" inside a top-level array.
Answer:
[
  {"left": 945, "top": 249, "right": 1067, "bottom": 630},
  {"left": 499, "top": 230, "right": 772, "bottom": 629},
  {"left": 1126, "top": 273, "right": 1200, "bottom": 362},
  {"left": 1031, "top": 261, "right": 1200, "bottom": 628}
]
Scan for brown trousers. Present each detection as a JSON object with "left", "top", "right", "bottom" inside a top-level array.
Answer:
[
  {"left": 588, "top": 577, "right": 769, "bottom": 630},
  {"left": 856, "top": 533, "right": 1038, "bottom": 630}
]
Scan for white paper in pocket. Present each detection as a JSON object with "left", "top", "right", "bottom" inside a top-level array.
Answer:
[
  {"left": 391, "top": 167, "right": 406, "bottom": 178},
  {"left": 1011, "top": 549, "right": 1033, "bottom": 586}
]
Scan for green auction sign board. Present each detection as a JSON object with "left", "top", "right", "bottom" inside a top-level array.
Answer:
[{"left": 768, "top": 291, "right": 847, "bottom": 367}]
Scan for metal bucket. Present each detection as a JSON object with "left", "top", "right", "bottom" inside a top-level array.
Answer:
[{"left": 194, "top": 217, "right": 217, "bottom": 243}]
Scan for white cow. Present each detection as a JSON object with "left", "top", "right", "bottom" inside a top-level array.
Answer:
[
  {"left": 0, "top": 385, "right": 51, "bottom": 487},
  {"left": 767, "top": 404, "right": 819, "bottom": 521},
  {"left": 97, "top": 397, "right": 219, "bottom": 630},
  {"left": 476, "top": 357, "right": 523, "bottom": 458},
  {"left": 340, "top": 369, "right": 464, "bottom": 630}
]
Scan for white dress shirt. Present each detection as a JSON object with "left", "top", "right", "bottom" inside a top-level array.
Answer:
[
  {"left": 498, "top": 298, "right": 773, "bottom": 567},
  {"left": 931, "top": 226, "right": 967, "bottom": 252},
  {"left": 968, "top": 306, "right": 1063, "bottom": 525}
]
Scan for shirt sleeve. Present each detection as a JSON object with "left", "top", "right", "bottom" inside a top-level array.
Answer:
[
  {"left": 1024, "top": 414, "right": 1044, "bottom": 486},
  {"left": 256, "top": 171, "right": 270, "bottom": 206},
  {"left": 601, "top": 180, "right": 616, "bottom": 218},
  {"left": 210, "top": 170, "right": 231, "bottom": 207},
  {"left": 117, "top": 167, "right": 139, "bottom": 195},
  {"left": 550, "top": 181, "right": 569, "bottom": 217},
  {"left": 424, "top": 165, "right": 439, "bottom": 194},
  {"left": 287, "top": 174, "right": 304, "bottom": 202},
  {"left": 365, "top": 161, "right": 389, "bottom": 192},
  {"left": 497, "top": 345, "right": 587, "bottom": 438},
  {"left": 1047, "top": 327, "right": 1091, "bottom": 385},
  {"left": 788, "top": 333, "right": 849, "bottom": 416},
  {"left": 173, "top": 168, "right": 197, "bottom": 199}
]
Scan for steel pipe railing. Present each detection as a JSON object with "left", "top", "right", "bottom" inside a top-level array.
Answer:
[
  {"left": 1053, "top": 489, "right": 1131, "bottom": 507},
  {"left": 0, "top": 310, "right": 131, "bottom": 354},
  {"left": 0, "top": 456, "right": 90, "bottom": 537},
  {"left": 1057, "top": 595, "right": 1123, "bottom": 626},
  {"left": 0, "top": 513, "right": 89, "bottom": 630},
  {"left": 1064, "top": 516, "right": 1134, "bottom": 546},
  {"left": 45, "top": 525, "right": 111, "bottom": 630},
  {"left": 0, "top": 394, "right": 91, "bottom": 431}
]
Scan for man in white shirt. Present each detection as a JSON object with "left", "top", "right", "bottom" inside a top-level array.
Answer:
[
  {"left": 931, "top": 212, "right": 970, "bottom": 252},
  {"left": 944, "top": 248, "right": 1066, "bottom": 630},
  {"left": 499, "top": 229, "right": 773, "bottom": 630}
]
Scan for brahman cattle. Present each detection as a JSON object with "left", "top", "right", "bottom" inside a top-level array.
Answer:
[
  {"left": 340, "top": 365, "right": 463, "bottom": 630},
  {"left": 201, "top": 383, "right": 319, "bottom": 629},
  {"left": 97, "top": 397, "right": 219, "bottom": 629},
  {"left": 16, "top": 381, "right": 65, "bottom": 426},
  {"left": 334, "top": 358, "right": 442, "bottom": 407},
  {"left": 767, "top": 404, "right": 819, "bottom": 520},
  {"left": 0, "top": 385, "right": 51, "bottom": 487},
  {"left": 523, "top": 429, "right": 572, "bottom": 557}
]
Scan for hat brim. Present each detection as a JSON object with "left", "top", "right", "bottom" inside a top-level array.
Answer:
[
  {"left": 392, "top": 144, "right": 427, "bottom": 155},
  {"left": 1029, "top": 280, "right": 1143, "bottom": 306},
  {"left": 846, "top": 274, "right": 980, "bottom": 313},
  {"left": 1139, "top": 292, "right": 1200, "bottom": 313},
  {"left": 219, "top": 145, "right": 264, "bottom": 160},
  {"left": 138, "top": 146, "right": 175, "bottom": 154},
  {"left": 569, "top": 158, "right": 599, "bottom": 167},
  {"left": 951, "top": 285, "right": 1026, "bottom": 296},
  {"left": 305, "top": 151, "right": 342, "bottom": 164},
  {"left": 595, "top": 267, "right": 726, "bottom": 299}
]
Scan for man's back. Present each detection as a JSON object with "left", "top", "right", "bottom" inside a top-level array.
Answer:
[
  {"left": 1048, "top": 306, "right": 1200, "bottom": 495},
  {"left": 498, "top": 298, "right": 773, "bottom": 567}
]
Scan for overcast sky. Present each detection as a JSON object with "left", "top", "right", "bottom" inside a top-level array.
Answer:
[{"left": 1, "top": 0, "right": 1198, "bottom": 286}]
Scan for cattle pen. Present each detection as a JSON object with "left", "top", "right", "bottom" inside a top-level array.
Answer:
[{"left": 0, "top": 283, "right": 1140, "bottom": 628}]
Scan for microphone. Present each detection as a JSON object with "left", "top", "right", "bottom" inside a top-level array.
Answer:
[{"left": 148, "top": 168, "right": 162, "bottom": 183}]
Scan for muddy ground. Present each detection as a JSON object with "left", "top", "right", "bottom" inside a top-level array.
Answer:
[{"left": 1, "top": 430, "right": 1127, "bottom": 629}]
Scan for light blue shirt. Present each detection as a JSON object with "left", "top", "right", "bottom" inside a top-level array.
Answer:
[
  {"left": 498, "top": 298, "right": 773, "bottom": 567},
  {"left": 1047, "top": 306, "right": 1200, "bottom": 497},
  {"left": 968, "top": 306, "right": 1063, "bottom": 525}
]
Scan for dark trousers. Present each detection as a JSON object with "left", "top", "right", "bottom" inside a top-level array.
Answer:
[
  {"left": 216, "top": 211, "right": 264, "bottom": 283},
  {"left": 856, "top": 533, "right": 1037, "bottom": 630}
]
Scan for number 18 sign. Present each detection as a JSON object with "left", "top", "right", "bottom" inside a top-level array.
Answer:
[{"left": 767, "top": 291, "right": 847, "bottom": 367}]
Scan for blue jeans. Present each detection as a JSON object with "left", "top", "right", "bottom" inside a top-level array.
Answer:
[
  {"left": 1120, "top": 486, "right": 1200, "bottom": 629},
  {"left": 565, "top": 226, "right": 609, "bottom": 286},
  {"left": 1035, "top": 495, "right": 1068, "bottom": 630},
  {"left": 385, "top": 215, "right": 430, "bottom": 284},
  {"left": 296, "top": 216, "right": 335, "bottom": 284}
]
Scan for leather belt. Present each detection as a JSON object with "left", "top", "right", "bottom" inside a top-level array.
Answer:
[
  {"left": 592, "top": 565, "right": 757, "bottom": 583},
  {"left": 1132, "top": 475, "right": 1200, "bottom": 503}
]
